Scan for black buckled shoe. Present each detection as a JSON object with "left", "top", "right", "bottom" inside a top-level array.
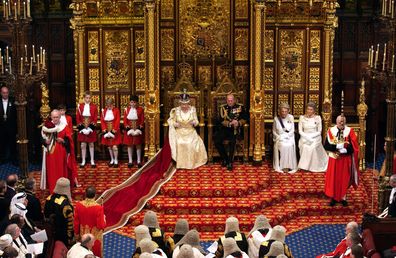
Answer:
[
  {"left": 329, "top": 199, "right": 337, "bottom": 207},
  {"left": 227, "top": 163, "right": 233, "bottom": 171}
]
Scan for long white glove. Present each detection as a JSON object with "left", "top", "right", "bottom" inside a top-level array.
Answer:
[
  {"left": 107, "top": 132, "right": 115, "bottom": 138},
  {"left": 339, "top": 148, "right": 347, "bottom": 154},
  {"left": 82, "top": 129, "right": 90, "bottom": 135},
  {"left": 336, "top": 143, "right": 344, "bottom": 149},
  {"left": 127, "top": 129, "right": 133, "bottom": 136},
  {"left": 86, "top": 127, "right": 93, "bottom": 134}
]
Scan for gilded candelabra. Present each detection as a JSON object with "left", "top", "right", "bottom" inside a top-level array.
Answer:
[
  {"left": 365, "top": 0, "right": 396, "bottom": 211},
  {"left": 1, "top": 0, "right": 47, "bottom": 177}
]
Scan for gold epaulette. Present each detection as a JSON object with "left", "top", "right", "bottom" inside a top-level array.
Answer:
[
  {"left": 54, "top": 196, "right": 66, "bottom": 205},
  {"left": 261, "top": 240, "right": 269, "bottom": 247},
  {"left": 151, "top": 228, "right": 162, "bottom": 238}
]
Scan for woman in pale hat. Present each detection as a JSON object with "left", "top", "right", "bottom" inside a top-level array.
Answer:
[
  {"left": 143, "top": 211, "right": 168, "bottom": 254},
  {"left": 262, "top": 241, "right": 284, "bottom": 258},
  {"left": 272, "top": 102, "right": 297, "bottom": 173},
  {"left": 172, "top": 230, "right": 205, "bottom": 258},
  {"left": 214, "top": 217, "right": 248, "bottom": 258},
  {"left": 298, "top": 101, "right": 328, "bottom": 172},
  {"left": 176, "top": 244, "right": 194, "bottom": 258},
  {"left": 248, "top": 215, "right": 272, "bottom": 258},
  {"left": 100, "top": 97, "right": 122, "bottom": 167},
  {"left": 139, "top": 238, "right": 166, "bottom": 257},
  {"left": 259, "top": 226, "right": 293, "bottom": 258},
  {"left": 223, "top": 238, "right": 249, "bottom": 258},
  {"left": 167, "top": 91, "right": 207, "bottom": 169},
  {"left": 0, "top": 234, "right": 12, "bottom": 251},
  {"left": 132, "top": 225, "right": 152, "bottom": 258}
]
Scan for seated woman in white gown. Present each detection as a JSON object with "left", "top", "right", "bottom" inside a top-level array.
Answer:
[
  {"left": 297, "top": 102, "right": 328, "bottom": 172},
  {"left": 272, "top": 103, "right": 298, "bottom": 173},
  {"left": 168, "top": 92, "right": 207, "bottom": 169}
]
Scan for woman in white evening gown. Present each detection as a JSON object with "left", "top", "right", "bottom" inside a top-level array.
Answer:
[{"left": 297, "top": 102, "right": 328, "bottom": 172}]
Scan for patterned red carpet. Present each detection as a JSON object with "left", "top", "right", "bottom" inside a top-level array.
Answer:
[{"left": 32, "top": 162, "right": 378, "bottom": 241}]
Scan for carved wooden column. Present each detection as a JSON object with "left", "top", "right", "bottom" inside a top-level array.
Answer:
[
  {"left": 250, "top": 1, "right": 266, "bottom": 165},
  {"left": 321, "top": 1, "right": 338, "bottom": 135},
  {"left": 144, "top": 0, "right": 160, "bottom": 158}
]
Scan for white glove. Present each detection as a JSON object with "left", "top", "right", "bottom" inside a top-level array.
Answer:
[
  {"left": 83, "top": 129, "right": 90, "bottom": 135},
  {"left": 339, "top": 148, "right": 347, "bottom": 154},
  {"left": 127, "top": 129, "right": 133, "bottom": 136},
  {"left": 107, "top": 132, "right": 115, "bottom": 138},
  {"left": 336, "top": 143, "right": 344, "bottom": 149},
  {"left": 87, "top": 127, "right": 93, "bottom": 134},
  {"left": 104, "top": 132, "right": 110, "bottom": 139},
  {"left": 133, "top": 129, "right": 142, "bottom": 136}
]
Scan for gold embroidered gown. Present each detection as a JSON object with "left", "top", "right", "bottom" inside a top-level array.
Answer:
[{"left": 168, "top": 106, "right": 207, "bottom": 169}]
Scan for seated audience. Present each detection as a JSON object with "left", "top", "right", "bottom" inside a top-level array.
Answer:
[
  {"left": 222, "top": 237, "right": 249, "bottom": 258},
  {"left": 175, "top": 244, "right": 193, "bottom": 258},
  {"left": 350, "top": 244, "right": 364, "bottom": 258},
  {"left": 316, "top": 221, "right": 359, "bottom": 258},
  {"left": 8, "top": 214, "right": 35, "bottom": 244},
  {"left": 143, "top": 211, "right": 169, "bottom": 254},
  {"left": 0, "top": 180, "right": 8, "bottom": 222},
  {"left": 272, "top": 103, "right": 297, "bottom": 173},
  {"left": 262, "top": 241, "right": 285, "bottom": 258},
  {"left": 172, "top": 230, "right": 205, "bottom": 258},
  {"left": 1, "top": 246, "right": 19, "bottom": 258},
  {"left": 0, "top": 234, "right": 12, "bottom": 252},
  {"left": 248, "top": 215, "right": 272, "bottom": 258},
  {"left": 132, "top": 225, "right": 152, "bottom": 258},
  {"left": 24, "top": 178, "right": 43, "bottom": 224},
  {"left": 5, "top": 223, "right": 32, "bottom": 258},
  {"left": 5, "top": 175, "right": 18, "bottom": 205},
  {"left": 339, "top": 233, "right": 362, "bottom": 258},
  {"left": 214, "top": 216, "right": 248, "bottom": 258},
  {"left": 388, "top": 174, "right": 396, "bottom": 217},
  {"left": 139, "top": 238, "right": 167, "bottom": 257},
  {"left": 259, "top": 225, "right": 293, "bottom": 258},
  {"left": 67, "top": 233, "right": 95, "bottom": 258}
]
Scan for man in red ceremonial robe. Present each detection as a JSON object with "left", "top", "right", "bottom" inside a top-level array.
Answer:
[
  {"left": 101, "top": 97, "right": 122, "bottom": 167},
  {"left": 123, "top": 95, "right": 144, "bottom": 168},
  {"left": 324, "top": 115, "right": 359, "bottom": 206},
  {"left": 74, "top": 186, "right": 106, "bottom": 257},
  {"left": 76, "top": 91, "right": 98, "bottom": 168},
  {"left": 40, "top": 109, "right": 77, "bottom": 192},
  {"left": 316, "top": 221, "right": 359, "bottom": 258}
]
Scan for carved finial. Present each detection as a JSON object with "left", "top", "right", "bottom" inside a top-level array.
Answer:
[{"left": 341, "top": 90, "right": 344, "bottom": 115}]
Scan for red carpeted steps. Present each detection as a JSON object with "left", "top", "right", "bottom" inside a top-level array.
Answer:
[{"left": 121, "top": 164, "right": 377, "bottom": 240}]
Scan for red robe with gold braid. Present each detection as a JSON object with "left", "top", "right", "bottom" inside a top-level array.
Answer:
[
  {"left": 316, "top": 238, "right": 347, "bottom": 258},
  {"left": 65, "top": 115, "right": 73, "bottom": 133},
  {"left": 324, "top": 126, "right": 359, "bottom": 202},
  {"left": 74, "top": 198, "right": 106, "bottom": 257},
  {"left": 76, "top": 103, "right": 98, "bottom": 143},
  {"left": 123, "top": 106, "right": 144, "bottom": 145},
  {"left": 100, "top": 108, "right": 122, "bottom": 146},
  {"left": 41, "top": 123, "right": 77, "bottom": 192}
]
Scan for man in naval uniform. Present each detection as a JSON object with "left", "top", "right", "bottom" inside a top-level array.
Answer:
[{"left": 214, "top": 94, "right": 248, "bottom": 171}]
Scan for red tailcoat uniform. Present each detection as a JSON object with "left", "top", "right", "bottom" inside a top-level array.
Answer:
[
  {"left": 42, "top": 123, "right": 77, "bottom": 192},
  {"left": 74, "top": 198, "right": 106, "bottom": 257},
  {"left": 324, "top": 126, "right": 359, "bottom": 202},
  {"left": 65, "top": 115, "right": 73, "bottom": 133},
  {"left": 123, "top": 106, "right": 144, "bottom": 145},
  {"left": 76, "top": 103, "right": 98, "bottom": 143},
  {"left": 101, "top": 108, "right": 122, "bottom": 146},
  {"left": 316, "top": 238, "right": 347, "bottom": 258}
]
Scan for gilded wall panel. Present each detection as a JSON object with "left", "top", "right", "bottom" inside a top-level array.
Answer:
[
  {"left": 234, "top": 66, "right": 248, "bottom": 87},
  {"left": 135, "top": 67, "right": 146, "bottom": 91},
  {"left": 310, "top": 30, "right": 321, "bottom": 62},
  {"left": 198, "top": 66, "right": 212, "bottom": 84},
  {"left": 293, "top": 94, "right": 305, "bottom": 116},
  {"left": 135, "top": 30, "right": 145, "bottom": 62},
  {"left": 235, "top": 0, "right": 248, "bottom": 19},
  {"left": 235, "top": 28, "right": 249, "bottom": 61},
  {"left": 309, "top": 94, "right": 320, "bottom": 106},
  {"left": 161, "top": 0, "right": 174, "bottom": 19},
  {"left": 265, "top": 30, "right": 274, "bottom": 62},
  {"left": 160, "top": 29, "right": 175, "bottom": 61},
  {"left": 263, "top": 94, "right": 273, "bottom": 117},
  {"left": 88, "top": 68, "right": 100, "bottom": 91},
  {"left": 91, "top": 95, "right": 100, "bottom": 107},
  {"left": 120, "top": 95, "right": 130, "bottom": 111},
  {"left": 179, "top": 0, "right": 230, "bottom": 56},
  {"left": 161, "top": 66, "right": 175, "bottom": 87},
  {"left": 279, "top": 30, "right": 304, "bottom": 89},
  {"left": 309, "top": 67, "right": 320, "bottom": 90},
  {"left": 264, "top": 67, "right": 274, "bottom": 90},
  {"left": 278, "top": 94, "right": 289, "bottom": 106},
  {"left": 104, "top": 30, "right": 129, "bottom": 89},
  {"left": 88, "top": 31, "right": 99, "bottom": 63}
]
